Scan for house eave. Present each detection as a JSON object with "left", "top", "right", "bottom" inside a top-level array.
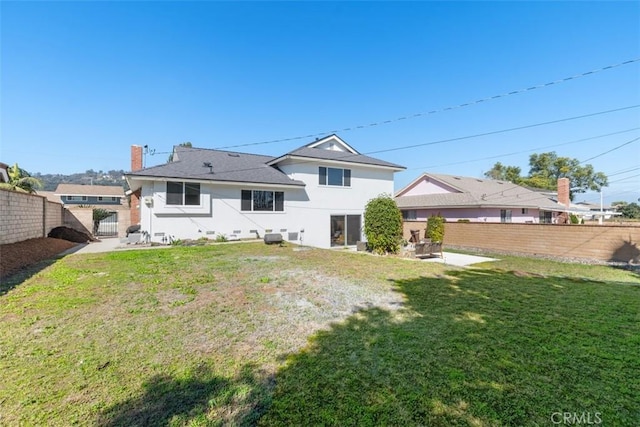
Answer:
[
  {"left": 267, "top": 154, "right": 405, "bottom": 171},
  {"left": 125, "top": 174, "right": 306, "bottom": 190}
]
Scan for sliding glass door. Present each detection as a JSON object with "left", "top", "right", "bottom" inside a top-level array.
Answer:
[{"left": 330, "top": 215, "right": 361, "bottom": 247}]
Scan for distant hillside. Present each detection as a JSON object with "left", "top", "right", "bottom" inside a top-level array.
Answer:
[{"left": 33, "top": 169, "right": 128, "bottom": 191}]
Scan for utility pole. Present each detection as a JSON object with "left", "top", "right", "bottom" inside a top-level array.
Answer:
[{"left": 599, "top": 189, "right": 604, "bottom": 225}]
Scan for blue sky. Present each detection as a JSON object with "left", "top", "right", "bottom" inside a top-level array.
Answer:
[{"left": 2, "top": 1, "right": 639, "bottom": 204}]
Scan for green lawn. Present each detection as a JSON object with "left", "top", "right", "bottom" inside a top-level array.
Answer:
[{"left": 1, "top": 243, "right": 638, "bottom": 426}]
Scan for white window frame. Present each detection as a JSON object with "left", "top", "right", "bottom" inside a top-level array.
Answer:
[
  {"left": 241, "top": 190, "right": 284, "bottom": 212},
  {"left": 319, "top": 167, "right": 351, "bottom": 187},
  {"left": 166, "top": 181, "right": 201, "bottom": 206}
]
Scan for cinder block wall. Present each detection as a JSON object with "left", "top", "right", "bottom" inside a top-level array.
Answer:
[
  {"left": 0, "top": 189, "right": 64, "bottom": 245},
  {"left": 45, "top": 201, "right": 64, "bottom": 236},
  {"left": 403, "top": 220, "right": 640, "bottom": 263},
  {"left": 64, "top": 208, "right": 94, "bottom": 236}
]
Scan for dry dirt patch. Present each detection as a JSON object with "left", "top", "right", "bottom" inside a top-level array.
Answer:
[{"left": 0, "top": 237, "right": 78, "bottom": 279}]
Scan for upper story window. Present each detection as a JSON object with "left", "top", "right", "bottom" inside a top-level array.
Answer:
[
  {"left": 241, "top": 190, "right": 284, "bottom": 212},
  {"left": 167, "top": 181, "right": 200, "bottom": 205},
  {"left": 67, "top": 196, "right": 87, "bottom": 201},
  {"left": 319, "top": 167, "right": 351, "bottom": 187}
]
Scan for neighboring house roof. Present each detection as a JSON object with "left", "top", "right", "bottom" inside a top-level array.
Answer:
[
  {"left": 127, "top": 146, "right": 306, "bottom": 188},
  {"left": 575, "top": 201, "right": 614, "bottom": 211},
  {"left": 267, "top": 134, "right": 405, "bottom": 170},
  {"left": 38, "top": 191, "right": 62, "bottom": 203},
  {"left": 55, "top": 184, "right": 125, "bottom": 197},
  {"left": 395, "top": 173, "right": 563, "bottom": 211}
]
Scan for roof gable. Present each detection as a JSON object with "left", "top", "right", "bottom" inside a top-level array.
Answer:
[
  {"left": 306, "top": 134, "right": 358, "bottom": 154},
  {"left": 268, "top": 135, "right": 405, "bottom": 170}
]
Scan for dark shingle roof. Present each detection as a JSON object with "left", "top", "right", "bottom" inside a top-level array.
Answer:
[
  {"left": 271, "top": 146, "right": 405, "bottom": 169},
  {"left": 127, "top": 146, "right": 305, "bottom": 187}
]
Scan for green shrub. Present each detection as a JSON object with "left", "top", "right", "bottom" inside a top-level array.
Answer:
[
  {"left": 215, "top": 234, "right": 228, "bottom": 242},
  {"left": 569, "top": 214, "right": 580, "bottom": 224},
  {"left": 426, "top": 215, "right": 445, "bottom": 242},
  {"left": 363, "top": 194, "right": 403, "bottom": 255}
]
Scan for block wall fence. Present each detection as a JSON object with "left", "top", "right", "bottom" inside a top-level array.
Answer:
[
  {"left": 0, "top": 189, "right": 65, "bottom": 245},
  {"left": 403, "top": 220, "right": 640, "bottom": 263}
]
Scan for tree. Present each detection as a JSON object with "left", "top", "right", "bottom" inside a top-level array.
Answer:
[
  {"left": 484, "top": 162, "right": 522, "bottom": 183},
  {"left": 92, "top": 208, "right": 113, "bottom": 235},
  {"left": 0, "top": 163, "right": 43, "bottom": 194},
  {"left": 363, "top": 194, "right": 403, "bottom": 255},
  {"left": 485, "top": 152, "right": 608, "bottom": 200},
  {"left": 618, "top": 202, "right": 640, "bottom": 219},
  {"left": 426, "top": 214, "right": 445, "bottom": 242}
]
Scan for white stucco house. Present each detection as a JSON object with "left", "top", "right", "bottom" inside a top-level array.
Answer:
[{"left": 125, "top": 135, "right": 405, "bottom": 248}]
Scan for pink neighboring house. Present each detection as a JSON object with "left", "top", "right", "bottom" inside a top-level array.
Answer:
[{"left": 395, "top": 173, "right": 566, "bottom": 224}]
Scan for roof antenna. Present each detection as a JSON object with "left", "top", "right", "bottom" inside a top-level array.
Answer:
[{"left": 203, "top": 162, "right": 213, "bottom": 173}]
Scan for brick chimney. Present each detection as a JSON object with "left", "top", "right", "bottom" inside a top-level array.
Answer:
[
  {"left": 557, "top": 177, "right": 570, "bottom": 224},
  {"left": 130, "top": 145, "right": 144, "bottom": 226},
  {"left": 131, "top": 145, "right": 143, "bottom": 171}
]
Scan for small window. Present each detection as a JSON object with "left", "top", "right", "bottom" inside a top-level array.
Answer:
[
  {"left": 98, "top": 196, "right": 103, "bottom": 201},
  {"left": 319, "top": 167, "right": 351, "bottom": 187},
  {"left": 522, "top": 208, "right": 529, "bottom": 214},
  {"left": 253, "top": 190, "right": 274, "bottom": 211},
  {"left": 185, "top": 183, "right": 200, "bottom": 205},
  {"left": 319, "top": 167, "right": 327, "bottom": 185},
  {"left": 241, "top": 190, "right": 252, "bottom": 211},
  {"left": 167, "top": 181, "right": 200, "bottom": 206},
  {"left": 402, "top": 210, "right": 417, "bottom": 220},
  {"left": 539, "top": 211, "right": 552, "bottom": 224},
  {"left": 241, "top": 190, "right": 284, "bottom": 212}
]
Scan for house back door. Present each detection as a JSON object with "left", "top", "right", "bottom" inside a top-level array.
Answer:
[{"left": 330, "top": 215, "right": 361, "bottom": 247}]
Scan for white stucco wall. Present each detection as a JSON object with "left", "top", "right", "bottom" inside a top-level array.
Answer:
[
  {"left": 280, "top": 161, "right": 396, "bottom": 248},
  {"left": 138, "top": 162, "right": 397, "bottom": 248}
]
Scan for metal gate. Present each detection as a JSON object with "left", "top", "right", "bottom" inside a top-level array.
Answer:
[{"left": 95, "top": 212, "right": 118, "bottom": 237}]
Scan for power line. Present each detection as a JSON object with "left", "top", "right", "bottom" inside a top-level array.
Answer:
[
  {"left": 408, "top": 127, "right": 640, "bottom": 171},
  {"left": 579, "top": 136, "right": 640, "bottom": 164},
  {"left": 365, "top": 105, "right": 640, "bottom": 155},
  {"left": 607, "top": 166, "right": 640, "bottom": 177},
  {"left": 608, "top": 173, "right": 640, "bottom": 184},
  {"left": 135, "top": 105, "right": 640, "bottom": 182},
  {"left": 212, "top": 58, "right": 640, "bottom": 150}
]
